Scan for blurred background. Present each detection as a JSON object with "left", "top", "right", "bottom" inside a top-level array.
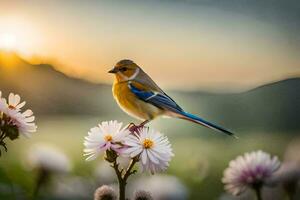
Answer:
[{"left": 0, "top": 0, "right": 299, "bottom": 199}]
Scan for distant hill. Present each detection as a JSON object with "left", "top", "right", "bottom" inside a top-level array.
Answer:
[
  {"left": 0, "top": 51, "right": 299, "bottom": 133},
  {"left": 0, "top": 51, "right": 116, "bottom": 115},
  {"left": 175, "top": 78, "right": 300, "bottom": 133}
]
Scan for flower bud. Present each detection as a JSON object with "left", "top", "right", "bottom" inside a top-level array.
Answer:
[
  {"left": 6, "top": 125, "right": 19, "bottom": 140},
  {"left": 94, "top": 185, "right": 117, "bottom": 200},
  {"left": 134, "top": 190, "right": 153, "bottom": 200},
  {"left": 105, "top": 150, "right": 118, "bottom": 163}
]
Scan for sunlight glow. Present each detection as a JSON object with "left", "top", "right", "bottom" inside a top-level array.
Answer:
[
  {"left": 0, "top": 3, "right": 299, "bottom": 91},
  {"left": 0, "top": 15, "right": 44, "bottom": 59},
  {"left": 0, "top": 33, "right": 17, "bottom": 50}
]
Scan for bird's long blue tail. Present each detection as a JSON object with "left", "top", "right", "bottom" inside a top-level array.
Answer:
[{"left": 176, "top": 111, "right": 236, "bottom": 137}]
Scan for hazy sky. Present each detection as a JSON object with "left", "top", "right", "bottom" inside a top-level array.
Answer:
[{"left": 0, "top": 0, "right": 299, "bottom": 91}]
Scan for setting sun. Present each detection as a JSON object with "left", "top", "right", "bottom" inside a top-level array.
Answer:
[{"left": 0, "top": 33, "right": 17, "bottom": 50}]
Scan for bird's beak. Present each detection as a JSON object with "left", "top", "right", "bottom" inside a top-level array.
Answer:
[{"left": 108, "top": 67, "right": 118, "bottom": 73}]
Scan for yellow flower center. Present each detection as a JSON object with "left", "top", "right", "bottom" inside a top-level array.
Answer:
[
  {"left": 8, "top": 105, "right": 16, "bottom": 110},
  {"left": 143, "top": 138, "right": 154, "bottom": 149},
  {"left": 104, "top": 134, "right": 113, "bottom": 142}
]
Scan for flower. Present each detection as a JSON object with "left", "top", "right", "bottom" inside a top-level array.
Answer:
[
  {"left": 8, "top": 109, "right": 37, "bottom": 137},
  {"left": 84, "top": 120, "right": 129, "bottom": 161},
  {"left": 124, "top": 127, "right": 174, "bottom": 174},
  {"left": 222, "top": 150, "right": 281, "bottom": 196},
  {"left": 27, "top": 144, "right": 72, "bottom": 173},
  {"left": 7, "top": 93, "right": 26, "bottom": 111},
  {"left": 94, "top": 185, "right": 117, "bottom": 200},
  {"left": 0, "top": 92, "right": 37, "bottom": 137}
]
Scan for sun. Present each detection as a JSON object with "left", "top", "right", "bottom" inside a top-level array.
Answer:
[{"left": 0, "top": 33, "right": 17, "bottom": 50}]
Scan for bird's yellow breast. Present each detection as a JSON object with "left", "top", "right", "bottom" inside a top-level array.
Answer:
[{"left": 112, "top": 81, "right": 163, "bottom": 121}]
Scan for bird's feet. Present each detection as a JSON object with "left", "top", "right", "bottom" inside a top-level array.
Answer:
[
  {"left": 127, "top": 120, "right": 149, "bottom": 133},
  {"left": 127, "top": 123, "right": 144, "bottom": 133}
]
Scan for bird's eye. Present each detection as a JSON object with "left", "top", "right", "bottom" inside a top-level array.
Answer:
[{"left": 120, "top": 67, "right": 128, "bottom": 72}]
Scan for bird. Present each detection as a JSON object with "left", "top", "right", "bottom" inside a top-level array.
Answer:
[{"left": 108, "top": 59, "right": 235, "bottom": 137}]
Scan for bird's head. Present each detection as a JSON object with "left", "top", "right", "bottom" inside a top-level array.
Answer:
[{"left": 108, "top": 59, "right": 141, "bottom": 82}]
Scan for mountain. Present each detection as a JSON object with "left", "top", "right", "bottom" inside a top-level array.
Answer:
[
  {"left": 0, "top": 51, "right": 116, "bottom": 116},
  {"left": 0, "top": 51, "right": 299, "bottom": 133},
  {"left": 175, "top": 78, "right": 300, "bottom": 133}
]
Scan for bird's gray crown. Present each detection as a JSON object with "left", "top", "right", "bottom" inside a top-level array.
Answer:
[{"left": 116, "top": 59, "right": 134, "bottom": 66}]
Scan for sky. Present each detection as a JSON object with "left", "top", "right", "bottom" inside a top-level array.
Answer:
[{"left": 0, "top": 0, "right": 299, "bottom": 91}]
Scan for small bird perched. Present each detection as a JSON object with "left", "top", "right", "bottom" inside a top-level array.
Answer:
[{"left": 109, "top": 59, "right": 235, "bottom": 137}]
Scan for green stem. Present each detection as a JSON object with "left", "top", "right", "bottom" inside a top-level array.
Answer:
[
  {"left": 284, "top": 181, "right": 296, "bottom": 200},
  {"left": 32, "top": 169, "right": 50, "bottom": 200},
  {"left": 0, "top": 115, "right": 7, "bottom": 156},
  {"left": 254, "top": 186, "right": 262, "bottom": 200},
  {"left": 112, "top": 161, "right": 124, "bottom": 200},
  {"left": 123, "top": 158, "right": 138, "bottom": 181},
  {"left": 287, "top": 193, "right": 294, "bottom": 200},
  {"left": 0, "top": 132, "right": 7, "bottom": 141},
  {"left": 111, "top": 157, "right": 137, "bottom": 200},
  {"left": 0, "top": 130, "right": 7, "bottom": 156}
]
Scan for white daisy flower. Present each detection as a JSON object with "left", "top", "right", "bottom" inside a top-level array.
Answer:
[
  {"left": 2, "top": 93, "right": 37, "bottom": 137},
  {"left": 124, "top": 127, "right": 174, "bottom": 174},
  {"left": 7, "top": 93, "right": 26, "bottom": 111},
  {"left": 27, "top": 144, "right": 72, "bottom": 173},
  {"left": 222, "top": 150, "right": 281, "bottom": 196},
  {"left": 0, "top": 92, "right": 37, "bottom": 137},
  {"left": 10, "top": 109, "right": 37, "bottom": 137},
  {"left": 84, "top": 120, "right": 129, "bottom": 161}
]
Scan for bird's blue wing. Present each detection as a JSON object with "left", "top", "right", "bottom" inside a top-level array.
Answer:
[
  {"left": 128, "top": 82, "right": 236, "bottom": 137},
  {"left": 128, "top": 82, "right": 183, "bottom": 113}
]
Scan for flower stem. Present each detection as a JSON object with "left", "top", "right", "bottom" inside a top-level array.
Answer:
[
  {"left": 0, "top": 114, "right": 8, "bottom": 156},
  {"left": 287, "top": 193, "right": 294, "bottom": 200},
  {"left": 254, "top": 187, "right": 262, "bottom": 200},
  {"left": 123, "top": 158, "right": 138, "bottom": 181},
  {"left": 32, "top": 169, "right": 50, "bottom": 199},
  {"left": 0, "top": 129, "right": 8, "bottom": 156},
  {"left": 111, "top": 157, "right": 138, "bottom": 200}
]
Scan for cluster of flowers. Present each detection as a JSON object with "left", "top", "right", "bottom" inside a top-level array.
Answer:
[
  {"left": 24, "top": 143, "right": 182, "bottom": 200},
  {"left": 84, "top": 120, "right": 174, "bottom": 174},
  {"left": 0, "top": 91, "right": 37, "bottom": 155},
  {"left": 83, "top": 120, "right": 174, "bottom": 200}
]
